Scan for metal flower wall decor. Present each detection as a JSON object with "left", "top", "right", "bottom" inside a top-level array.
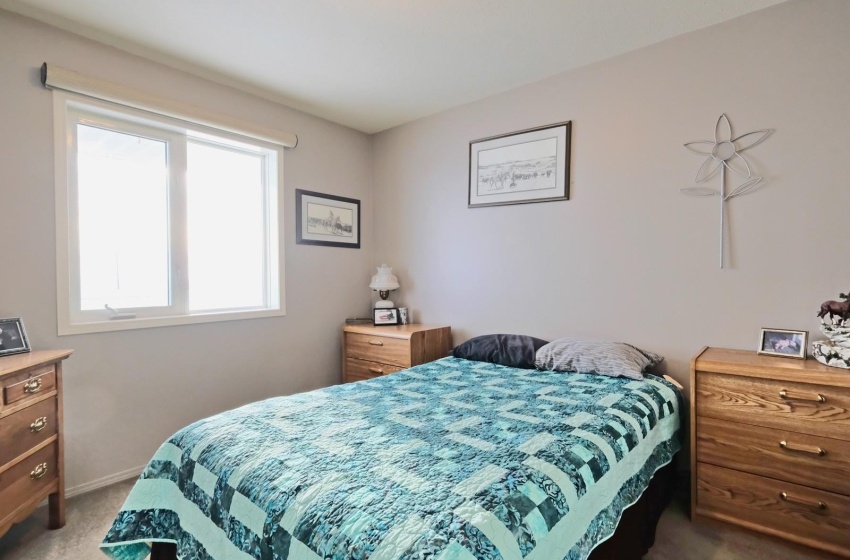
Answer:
[{"left": 681, "top": 114, "right": 771, "bottom": 268}]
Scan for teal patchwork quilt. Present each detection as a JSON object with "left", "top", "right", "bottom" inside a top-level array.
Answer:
[{"left": 101, "top": 357, "right": 681, "bottom": 560}]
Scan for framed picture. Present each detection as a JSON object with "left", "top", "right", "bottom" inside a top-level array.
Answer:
[
  {"left": 469, "top": 121, "right": 571, "bottom": 208},
  {"left": 373, "top": 308, "right": 400, "bottom": 326},
  {"left": 296, "top": 189, "right": 360, "bottom": 248},
  {"left": 0, "top": 317, "right": 30, "bottom": 357},
  {"left": 758, "top": 328, "right": 808, "bottom": 359}
]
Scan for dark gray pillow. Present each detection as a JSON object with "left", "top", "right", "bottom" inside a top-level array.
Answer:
[
  {"left": 452, "top": 334, "right": 550, "bottom": 369},
  {"left": 534, "top": 338, "right": 663, "bottom": 380}
]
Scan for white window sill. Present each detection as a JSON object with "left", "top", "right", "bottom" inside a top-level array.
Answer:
[{"left": 58, "top": 308, "right": 285, "bottom": 336}]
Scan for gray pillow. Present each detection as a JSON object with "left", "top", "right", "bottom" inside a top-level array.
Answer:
[
  {"left": 534, "top": 338, "right": 663, "bottom": 380},
  {"left": 452, "top": 334, "right": 550, "bottom": 369}
]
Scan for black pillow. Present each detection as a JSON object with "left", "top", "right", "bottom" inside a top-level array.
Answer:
[{"left": 452, "top": 334, "right": 550, "bottom": 369}]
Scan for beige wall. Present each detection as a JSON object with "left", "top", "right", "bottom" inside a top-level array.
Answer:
[
  {"left": 0, "top": 10, "right": 373, "bottom": 490},
  {"left": 372, "top": 0, "right": 850, "bottom": 392}
]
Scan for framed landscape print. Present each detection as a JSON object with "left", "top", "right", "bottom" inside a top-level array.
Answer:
[
  {"left": 296, "top": 189, "right": 361, "bottom": 248},
  {"left": 469, "top": 121, "right": 571, "bottom": 208}
]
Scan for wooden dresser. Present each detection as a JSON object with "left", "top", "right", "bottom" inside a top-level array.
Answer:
[
  {"left": 343, "top": 324, "right": 451, "bottom": 383},
  {"left": 691, "top": 347, "right": 850, "bottom": 558},
  {"left": 0, "top": 350, "right": 72, "bottom": 538}
]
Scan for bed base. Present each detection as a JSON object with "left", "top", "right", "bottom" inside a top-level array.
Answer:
[{"left": 150, "top": 461, "right": 675, "bottom": 560}]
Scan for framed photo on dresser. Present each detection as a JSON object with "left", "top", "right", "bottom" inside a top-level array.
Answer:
[
  {"left": 758, "top": 328, "right": 807, "bottom": 359},
  {"left": 0, "top": 317, "right": 30, "bottom": 357}
]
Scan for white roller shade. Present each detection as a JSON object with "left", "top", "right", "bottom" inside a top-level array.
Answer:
[{"left": 41, "top": 63, "right": 298, "bottom": 148}]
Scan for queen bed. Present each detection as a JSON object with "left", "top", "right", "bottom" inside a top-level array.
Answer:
[{"left": 101, "top": 354, "right": 681, "bottom": 560}]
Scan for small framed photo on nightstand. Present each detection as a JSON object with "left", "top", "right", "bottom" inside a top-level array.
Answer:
[
  {"left": 373, "top": 308, "right": 400, "bottom": 326},
  {"left": 758, "top": 328, "right": 807, "bottom": 359}
]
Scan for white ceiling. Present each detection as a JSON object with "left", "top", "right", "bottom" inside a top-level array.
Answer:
[{"left": 1, "top": 0, "right": 788, "bottom": 133}]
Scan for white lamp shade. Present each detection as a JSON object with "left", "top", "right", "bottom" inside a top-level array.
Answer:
[{"left": 369, "top": 264, "right": 399, "bottom": 290}]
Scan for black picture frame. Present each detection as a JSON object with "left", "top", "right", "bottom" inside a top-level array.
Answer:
[
  {"left": 295, "top": 189, "right": 361, "bottom": 248},
  {"left": 0, "top": 317, "right": 31, "bottom": 357},
  {"left": 758, "top": 328, "right": 808, "bottom": 359},
  {"left": 469, "top": 121, "right": 571, "bottom": 208},
  {"left": 373, "top": 308, "right": 400, "bottom": 326}
]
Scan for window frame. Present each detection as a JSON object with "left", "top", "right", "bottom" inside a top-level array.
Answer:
[{"left": 54, "top": 92, "right": 285, "bottom": 335}]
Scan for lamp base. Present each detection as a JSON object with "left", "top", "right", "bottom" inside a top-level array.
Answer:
[{"left": 374, "top": 300, "right": 395, "bottom": 309}]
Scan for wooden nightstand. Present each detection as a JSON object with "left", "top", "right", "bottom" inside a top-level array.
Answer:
[
  {"left": 342, "top": 324, "right": 451, "bottom": 383},
  {"left": 691, "top": 347, "right": 850, "bottom": 558},
  {"left": 0, "top": 349, "right": 73, "bottom": 538}
]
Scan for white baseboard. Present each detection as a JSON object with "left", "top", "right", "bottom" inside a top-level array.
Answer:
[{"left": 65, "top": 464, "right": 146, "bottom": 499}]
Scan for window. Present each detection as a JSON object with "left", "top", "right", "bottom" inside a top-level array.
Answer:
[{"left": 55, "top": 94, "right": 283, "bottom": 334}]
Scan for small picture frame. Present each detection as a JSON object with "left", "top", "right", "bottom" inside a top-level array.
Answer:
[
  {"left": 295, "top": 189, "right": 361, "bottom": 248},
  {"left": 373, "top": 308, "right": 400, "bottom": 326},
  {"left": 469, "top": 121, "right": 571, "bottom": 208},
  {"left": 758, "top": 328, "right": 808, "bottom": 359},
  {"left": 0, "top": 318, "right": 31, "bottom": 357}
]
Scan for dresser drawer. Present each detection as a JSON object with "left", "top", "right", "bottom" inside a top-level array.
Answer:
[
  {"left": 696, "top": 372, "right": 850, "bottom": 439},
  {"left": 0, "top": 397, "right": 58, "bottom": 468},
  {"left": 345, "top": 358, "right": 403, "bottom": 382},
  {"left": 696, "top": 462, "right": 850, "bottom": 557},
  {"left": 345, "top": 333, "right": 411, "bottom": 367},
  {"left": 0, "top": 442, "right": 57, "bottom": 521},
  {"left": 697, "top": 416, "right": 850, "bottom": 496},
  {"left": 2, "top": 365, "right": 56, "bottom": 407}
]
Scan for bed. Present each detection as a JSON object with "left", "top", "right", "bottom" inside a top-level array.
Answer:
[{"left": 101, "top": 356, "right": 681, "bottom": 560}]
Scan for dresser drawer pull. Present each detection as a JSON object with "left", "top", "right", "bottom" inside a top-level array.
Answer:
[
  {"left": 23, "top": 378, "right": 43, "bottom": 394},
  {"left": 779, "top": 491, "right": 826, "bottom": 510},
  {"left": 30, "top": 416, "right": 49, "bottom": 433},
  {"left": 778, "top": 389, "right": 825, "bottom": 403},
  {"left": 779, "top": 440, "right": 826, "bottom": 456},
  {"left": 368, "top": 367, "right": 384, "bottom": 374},
  {"left": 368, "top": 340, "right": 384, "bottom": 346},
  {"left": 30, "top": 462, "right": 48, "bottom": 480}
]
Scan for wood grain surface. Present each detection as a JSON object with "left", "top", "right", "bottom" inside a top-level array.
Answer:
[
  {"left": 696, "top": 371, "right": 850, "bottom": 439},
  {"left": 697, "top": 462, "right": 850, "bottom": 558},
  {"left": 345, "top": 332, "right": 412, "bottom": 367},
  {"left": 697, "top": 416, "right": 850, "bottom": 496},
  {"left": 0, "top": 396, "right": 57, "bottom": 469}
]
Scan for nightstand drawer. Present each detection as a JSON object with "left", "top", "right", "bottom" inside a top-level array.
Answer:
[
  {"left": 3, "top": 366, "right": 56, "bottom": 407},
  {"left": 345, "top": 333, "right": 411, "bottom": 367},
  {"left": 0, "top": 442, "right": 57, "bottom": 521},
  {"left": 697, "top": 416, "right": 850, "bottom": 496},
  {"left": 696, "top": 463, "right": 850, "bottom": 557},
  {"left": 345, "top": 358, "right": 403, "bottom": 380},
  {"left": 0, "top": 397, "right": 58, "bottom": 468},
  {"left": 696, "top": 372, "right": 850, "bottom": 439}
]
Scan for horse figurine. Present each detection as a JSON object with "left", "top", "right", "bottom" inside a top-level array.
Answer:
[{"left": 818, "top": 292, "right": 850, "bottom": 322}]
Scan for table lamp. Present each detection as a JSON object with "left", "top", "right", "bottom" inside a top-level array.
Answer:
[{"left": 369, "top": 264, "right": 399, "bottom": 309}]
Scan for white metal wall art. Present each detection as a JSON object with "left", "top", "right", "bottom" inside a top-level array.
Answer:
[{"left": 681, "top": 114, "right": 771, "bottom": 268}]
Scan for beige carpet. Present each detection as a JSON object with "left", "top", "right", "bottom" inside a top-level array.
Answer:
[{"left": 0, "top": 480, "right": 833, "bottom": 560}]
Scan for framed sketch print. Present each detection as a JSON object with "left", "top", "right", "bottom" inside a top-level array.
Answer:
[
  {"left": 469, "top": 121, "right": 571, "bottom": 208},
  {"left": 0, "top": 317, "right": 31, "bottom": 357},
  {"left": 758, "top": 328, "right": 808, "bottom": 359},
  {"left": 296, "top": 189, "right": 361, "bottom": 248}
]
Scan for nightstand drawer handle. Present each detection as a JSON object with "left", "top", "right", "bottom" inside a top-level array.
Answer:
[
  {"left": 30, "top": 462, "right": 48, "bottom": 480},
  {"left": 779, "top": 440, "right": 826, "bottom": 456},
  {"left": 24, "top": 378, "right": 43, "bottom": 394},
  {"left": 368, "top": 340, "right": 384, "bottom": 346},
  {"left": 368, "top": 367, "right": 384, "bottom": 374},
  {"left": 778, "top": 389, "right": 825, "bottom": 403},
  {"left": 779, "top": 491, "right": 826, "bottom": 510},
  {"left": 30, "top": 416, "right": 48, "bottom": 433}
]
